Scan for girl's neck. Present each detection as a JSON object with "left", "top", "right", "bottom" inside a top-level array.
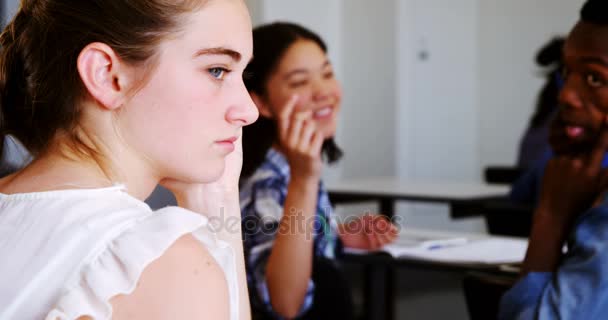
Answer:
[{"left": 0, "top": 145, "right": 158, "bottom": 200}]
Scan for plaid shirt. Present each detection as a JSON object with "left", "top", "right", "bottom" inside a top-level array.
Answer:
[{"left": 240, "top": 148, "right": 338, "bottom": 318}]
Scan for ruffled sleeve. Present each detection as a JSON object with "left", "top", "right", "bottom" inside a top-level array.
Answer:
[{"left": 45, "top": 206, "right": 238, "bottom": 320}]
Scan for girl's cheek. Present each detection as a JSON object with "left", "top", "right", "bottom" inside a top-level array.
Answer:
[{"left": 332, "top": 83, "right": 343, "bottom": 100}]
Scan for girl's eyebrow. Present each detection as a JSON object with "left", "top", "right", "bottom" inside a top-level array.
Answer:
[
  {"left": 193, "top": 47, "right": 242, "bottom": 62},
  {"left": 283, "top": 60, "right": 331, "bottom": 80}
]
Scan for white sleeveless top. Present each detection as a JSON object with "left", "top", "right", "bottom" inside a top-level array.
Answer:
[{"left": 0, "top": 185, "right": 239, "bottom": 320}]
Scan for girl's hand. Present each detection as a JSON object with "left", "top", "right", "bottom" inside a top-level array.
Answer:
[
  {"left": 277, "top": 95, "right": 325, "bottom": 181},
  {"left": 338, "top": 214, "right": 399, "bottom": 250},
  {"left": 160, "top": 133, "right": 244, "bottom": 216}
]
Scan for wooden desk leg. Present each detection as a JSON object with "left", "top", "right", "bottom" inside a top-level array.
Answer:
[{"left": 364, "top": 263, "right": 395, "bottom": 320}]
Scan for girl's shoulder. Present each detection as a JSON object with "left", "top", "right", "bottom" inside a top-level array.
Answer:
[{"left": 0, "top": 187, "right": 238, "bottom": 320}]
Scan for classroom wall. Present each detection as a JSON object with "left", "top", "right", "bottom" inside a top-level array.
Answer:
[
  {"left": 248, "top": 0, "right": 584, "bottom": 186},
  {"left": 245, "top": 0, "right": 398, "bottom": 183},
  {"left": 396, "top": 0, "right": 479, "bottom": 182},
  {"left": 477, "top": 0, "right": 584, "bottom": 168},
  {"left": 339, "top": 0, "right": 397, "bottom": 179},
  {"left": 245, "top": 0, "right": 347, "bottom": 184},
  {"left": 395, "top": 0, "right": 486, "bottom": 237}
]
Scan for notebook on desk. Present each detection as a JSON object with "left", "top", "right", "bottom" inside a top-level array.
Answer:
[{"left": 345, "top": 228, "right": 528, "bottom": 266}]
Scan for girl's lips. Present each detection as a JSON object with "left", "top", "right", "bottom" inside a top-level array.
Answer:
[
  {"left": 313, "top": 106, "right": 333, "bottom": 120},
  {"left": 219, "top": 136, "right": 238, "bottom": 143},
  {"left": 215, "top": 140, "right": 235, "bottom": 153},
  {"left": 215, "top": 136, "right": 237, "bottom": 153}
]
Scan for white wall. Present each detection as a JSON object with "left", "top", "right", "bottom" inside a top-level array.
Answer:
[
  {"left": 245, "top": 1, "right": 344, "bottom": 186},
  {"left": 246, "top": 0, "right": 397, "bottom": 183},
  {"left": 248, "top": 0, "right": 584, "bottom": 185},
  {"left": 245, "top": 0, "right": 343, "bottom": 81},
  {"left": 339, "top": 0, "right": 396, "bottom": 179},
  {"left": 397, "top": 0, "right": 480, "bottom": 182},
  {"left": 478, "top": 0, "right": 585, "bottom": 167},
  {"left": 397, "top": 0, "right": 583, "bottom": 181},
  {"left": 244, "top": 0, "right": 263, "bottom": 24},
  {"left": 395, "top": 0, "right": 486, "bottom": 235}
]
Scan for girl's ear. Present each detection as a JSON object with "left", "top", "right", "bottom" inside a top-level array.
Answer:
[{"left": 77, "top": 42, "right": 134, "bottom": 110}]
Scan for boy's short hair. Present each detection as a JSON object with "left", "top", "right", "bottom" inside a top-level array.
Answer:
[{"left": 582, "top": 0, "right": 608, "bottom": 25}]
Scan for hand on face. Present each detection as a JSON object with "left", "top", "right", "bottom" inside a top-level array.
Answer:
[
  {"left": 160, "top": 133, "right": 244, "bottom": 210},
  {"left": 338, "top": 214, "right": 399, "bottom": 251},
  {"left": 540, "top": 114, "right": 608, "bottom": 224},
  {"left": 277, "top": 95, "right": 325, "bottom": 180}
]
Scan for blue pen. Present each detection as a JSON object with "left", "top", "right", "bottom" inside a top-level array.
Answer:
[{"left": 426, "top": 238, "right": 468, "bottom": 250}]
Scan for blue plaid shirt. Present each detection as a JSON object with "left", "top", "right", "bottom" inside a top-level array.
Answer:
[
  {"left": 240, "top": 148, "right": 338, "bottom": 318},
  {"left": 499, "top": 204, "right": 608, "bottom": 319}
]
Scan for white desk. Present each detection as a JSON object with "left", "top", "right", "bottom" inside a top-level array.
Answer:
[
  {"left": 341, "top": 228, "right": 525, "bottom": 320},
  {"left": 345, "top": 228, "right": 527, "bottom": 268},
  {"left": 328, "top": 178, "right": 512, "bottom": 320},
  {"left": 327, "top": 177, "right": 510, "bottom": 219},
  {"left": 327, "top": 177, "right": 510, "bottom": 202}
]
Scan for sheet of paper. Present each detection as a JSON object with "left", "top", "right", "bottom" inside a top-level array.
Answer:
[{"left": 345, "top": 229, "right": 528, "bottom": 266}]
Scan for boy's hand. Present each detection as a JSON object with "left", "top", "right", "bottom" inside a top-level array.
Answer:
[{"left": 538, "top": 115, "right": 608, "bottom": 224}]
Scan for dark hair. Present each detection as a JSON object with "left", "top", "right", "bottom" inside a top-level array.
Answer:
[
  {"left": 241, "top": 22, "right": 343, "bottom": 179},
  {"left": 0, "top": 0, "right": 206, "bottom": 159},
  {"left": 529, "top": 37, "right": 564, "bottom": 128},
  {"left": 581, "top": 0, "right": 608, "bottom": 25}
]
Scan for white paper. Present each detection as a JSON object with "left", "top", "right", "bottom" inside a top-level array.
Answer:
[{"left": 345, "top": 229, "right": 528, "bottom": 266}]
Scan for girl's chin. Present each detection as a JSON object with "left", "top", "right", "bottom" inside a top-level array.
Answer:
[
  {"left": 317, "top": 123, "right": 337, "bottom": 139},
  {"left": 182, "top": 164, "right": 225, "bottom": 184}
]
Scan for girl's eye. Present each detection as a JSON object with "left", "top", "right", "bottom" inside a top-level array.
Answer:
[
  {"left": 289, "top": 80, "right": 308, "bottom": 88},
  {"left": 209, "top": 67, "right": 229, "bottom": 80}
]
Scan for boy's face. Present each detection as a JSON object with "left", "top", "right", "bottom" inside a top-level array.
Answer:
[{"left": 550, "top": 21, "right": 608, "bottom": 155}]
